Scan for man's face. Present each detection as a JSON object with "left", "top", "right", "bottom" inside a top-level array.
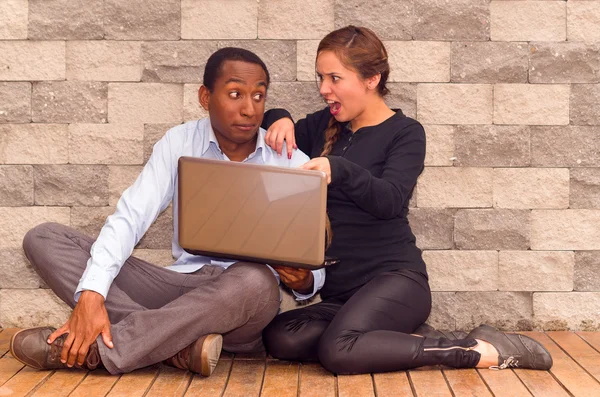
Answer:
[{"left": 199, "top": 60, "right": 267, "bottom": 146}]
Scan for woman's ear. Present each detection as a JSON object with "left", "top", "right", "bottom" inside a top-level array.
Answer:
[
  {"left": 199, "top": 85, "right": 210, "bottom": 111},
  {"left": 367, "top": 73, "right": 381, "bottom": 90}
]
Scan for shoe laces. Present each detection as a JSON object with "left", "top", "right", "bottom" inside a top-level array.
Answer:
[
  {"left": 48, "top": 335, "right": 65, "bottom": 362},
  {"left": 491, "top": 356, "right": 519, "bottom": 370}
]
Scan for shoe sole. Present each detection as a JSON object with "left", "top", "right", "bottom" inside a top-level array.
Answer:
[{"left": 200, "top": 334, "right": 223, "bottom": 377}]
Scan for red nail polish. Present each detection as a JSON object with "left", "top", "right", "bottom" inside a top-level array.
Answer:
[{"left": 288, "top": 153, "right": 292, "bottom": 160}]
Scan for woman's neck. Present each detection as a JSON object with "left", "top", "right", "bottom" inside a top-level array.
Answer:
[{"left": 349, "top": 96, "right": 395, "bottom": 132}]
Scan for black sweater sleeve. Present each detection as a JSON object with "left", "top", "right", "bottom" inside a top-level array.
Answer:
[
  {"left": 261, "top": 108, "right": 293, "bottom": 129},
  {"left": 327, "top": 122, "right": 426, "bottom": 220}
]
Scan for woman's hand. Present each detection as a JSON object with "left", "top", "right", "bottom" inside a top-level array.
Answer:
[
  {"left": 265, "top": 117, "right": 296, "bottom": 159},
  {"left": 301, "top": 157, "right": 332, "bottom": 184},
  {"left": 273, "top": 265, "right": 314, "bottom": 294}
]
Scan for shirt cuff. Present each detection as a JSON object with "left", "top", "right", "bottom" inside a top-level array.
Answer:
[
  {"left": 74, "top": 260, "right": 114, "bottom": 302},
  {"left": 292, "top": 268, "right": 325, "bottom": 301}
]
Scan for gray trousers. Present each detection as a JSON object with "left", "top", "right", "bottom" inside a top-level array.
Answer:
[{"left": 22, "top": 222, "right": 281, "bottom": 374}]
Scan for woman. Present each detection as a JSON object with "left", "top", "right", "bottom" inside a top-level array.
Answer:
[{"left": 262, "top": 26, "right": 552, "bottom": 374}]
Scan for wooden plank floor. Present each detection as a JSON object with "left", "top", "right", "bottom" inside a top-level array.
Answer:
[{"left": 2, "top": 329, "right": 600, "bottom": 396}]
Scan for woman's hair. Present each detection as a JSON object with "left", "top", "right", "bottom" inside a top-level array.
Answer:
[
  {"left": 203, "top": 47, "right": 271, "bottom": 92},
  {"left": 318, "top": 26, "right": 390, "bottom": 157}
]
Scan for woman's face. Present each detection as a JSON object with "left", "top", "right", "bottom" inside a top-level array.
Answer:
[{"left": 315, "top": 50, "right": 370, "bottom": 123}]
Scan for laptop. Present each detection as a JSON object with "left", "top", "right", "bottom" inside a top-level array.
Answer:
[{"left": 177, "top": 157, "right": 337, "bottom": 269}]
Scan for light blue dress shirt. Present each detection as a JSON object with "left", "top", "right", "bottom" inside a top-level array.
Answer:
[{"left": 75, "top": 118, "right": 325, "bottom": 302}]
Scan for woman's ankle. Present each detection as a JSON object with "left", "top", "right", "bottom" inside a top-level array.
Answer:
[{"left": 474, "top": 339, "right": 499, "bottom": 368}]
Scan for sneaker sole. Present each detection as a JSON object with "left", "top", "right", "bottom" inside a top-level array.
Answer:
[{"left": 200, "top": 334, "right": 223, "bottom": 377}]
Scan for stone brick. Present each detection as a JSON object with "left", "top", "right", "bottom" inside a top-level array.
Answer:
[
  {"left": 144, "top": 124, "right": 174, "bottom": 163},
  {"left": 182, "top": 0, "right": 257, "bottom": 39},
  {"left": 455, "top": 209, "right": 530, "bottom": 250},
  {"left": 414, "top": 0, "right": 490, "bottom": 40},
  {"left": 32, "top": 82, "right": 108, "bottom": 124},
  {"left": 0, "top": 248, "right": 44, "bottom": 288},
  {"left": 258, "top": 0, "right": 334, "bottom": 39},
  {"left": 67, "top": 41, "right": 142, "bottom": 82},
  {"left": 70, "top": 206, "right": 113, "bottom": 240},
  {"left": 491, "top": 1, "right": 566, "bottom": 41},
  {"left": 28, "top": 0, "right": 103, "bottom": 39},
  {"left": 417, "top": 167, "right": 493, "bottom": 208},
  {"left": 423, "top": 125, "right": 454, "bottom": 166},
  {"left": 0, "top": 207, "right": 70, "bottom": 249},
  {"left": 141, "top": 41, "right": 219, "bottom": 83},
  {"left": 0, "top": 82, "right": 31, "bottom": 123},
  {"left": 108, "top": 166, "right": 143, "bottom": 206},
  {"left": 454, "top": 125, "right": 530, "bottom": 167},
  {"left": 297, "top": 40, "right": 320, "bottom": 82},
  {"left": 374, "top": 84, "right": 412, "bottom": 120},
  {"left": 0, "top": 165, "right": 33, "bottom": 206},
  {"left": 408, "top": 208, "right": 454, "bottom": 250},
  {"left": 334, "top": 0, "right": 412, "bottom": 40},
  {"left": 136, "top": 208, "right": 173, "bottom": 249},
  {"left": 499, "top": 251, "right": 574, "bottom": 292},
  {"left": 533, "top": 292, "right": 600, "bottom": 330},
  {"left": 430, "top": 292, "right": 533, "bottom": 331},
  {"left": 0, "top": 289, "right": 72, "bottom": 328},
  {"left": 531, "top": 210, "right": 600, "bottom": 250},
  {"left": 132, "top": 249, "right": 174, "bottom": 267},
  {"left": 0, "top": 41, "right": 65, "bottom": 81},
  {"left": 217, "top": 41, "right": 297, "bottom": 82},
  {"left": 494, "top": 168, "right": 569, "bottom": 209},
  {"left": 183, "top": 84, "right": 209, "bottom": 121},
  {"left": 575, "top": 252, "right": 600, "bottom": 292},
  {"left": 493, "top": 84, "right": 569, "bottom": 125},
  {"left": 571, "top": 168, "right": 600, "bottom": 209},
  {"left": 571, "top": 84, "right": 600, "bottom": 125},
  {"left": 108, "top": 83, "right": 183, "bottom": 125},
  {"left": 568, "top": 1, "right": 600, "bottom": 42},
  {"left": 387, "top": 41, "right": 450, "bottom": 82},
  {"left": 424, "top": 250, "right": 498, "bottom": 291},
  {"left": 0, "top": 0, "right": 27, "bottom": 39},
  {"left": 0, "top": 124, "right": 68, "bottom": 164},
  {"left": 530, "top": 43, "right": 600, "bottom": 83},
  {"left": 417, "top": 84, "right": 492, "bottom": 124},
  {"left": 34, "top": 165, "right": 109, "bottom": 206},
  {"left": 104, "top": 0, "right": 180, "bottom": 40},
  {"left": 531, "top": 126, "right": 600, "bottom": 167},
  {"left": 69, "top": 124, "right": 144, "bottom": 165},
  {"left": 451, "top": 42, "right": 528, "bottom": 83},
  {"left": 267, "top": 82, "right": 324, "bottom": 123}
]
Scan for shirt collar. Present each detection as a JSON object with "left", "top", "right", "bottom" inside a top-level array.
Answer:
[{"left": 202, "top": 119, "right": 267, "bottom": 163}]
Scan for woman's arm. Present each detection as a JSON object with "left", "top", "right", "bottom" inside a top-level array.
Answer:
[{"left": 328, "top": 122, "right": 425, "bottom": 219}]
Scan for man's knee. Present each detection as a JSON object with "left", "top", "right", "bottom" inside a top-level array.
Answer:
[
  {"left": 227, "top": 262, "right": 279, "bottom": 299},
  {"left": 23, "top": 222, "right": 62, "bottom": 256}
]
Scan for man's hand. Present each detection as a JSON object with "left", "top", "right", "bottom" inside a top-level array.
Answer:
[
  {"left": 273, "top": 265, "right": 314, "bottom": 294},
  {"left": 301, "top": 157, "right": 332, "bottom": 184},
  {"left": 48, "top": 290, "right": 113, "bottom": 367},
  {"left": 265, "top": 117, "right": 296, "bottom": 158}
]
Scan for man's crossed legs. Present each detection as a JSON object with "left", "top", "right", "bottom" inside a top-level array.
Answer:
[{"left": 11, "top": 222, "right": 280, "bottom": 375}]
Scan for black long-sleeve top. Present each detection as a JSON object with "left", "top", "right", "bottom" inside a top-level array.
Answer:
[{"left": 263, "top": 107, "right": 427, "bottom": 299}]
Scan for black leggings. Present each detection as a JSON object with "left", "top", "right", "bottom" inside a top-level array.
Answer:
[{"left": 263, "top": 269, "right": 434, "bottom": 374}]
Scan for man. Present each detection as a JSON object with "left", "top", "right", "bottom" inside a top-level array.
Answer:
[{"left": 10, "top": 48, "right": 323, "bottom": 377}]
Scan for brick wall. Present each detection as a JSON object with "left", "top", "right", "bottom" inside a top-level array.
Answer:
[{"left": 1, "top": 0, "right": 599, "bottom": 331}]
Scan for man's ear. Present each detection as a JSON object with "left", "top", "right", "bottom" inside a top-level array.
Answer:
[{"left": 199, "top": 85, "right": 210, "bottom": 111}]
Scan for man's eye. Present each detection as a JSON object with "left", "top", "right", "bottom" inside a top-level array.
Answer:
[
  {"left": 229, "top": 91, "right": 240, "bottom": 99},
  {"left": 253, "top": 93, "right": 264, "bottom": 101}
]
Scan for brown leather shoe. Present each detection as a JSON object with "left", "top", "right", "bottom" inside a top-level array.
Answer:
[
  {"left": 10, "top": 327, "right": 102, "bottom": 370},
  {"left": 163, "top": 334, "right": 222, "bottom": 376}
]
